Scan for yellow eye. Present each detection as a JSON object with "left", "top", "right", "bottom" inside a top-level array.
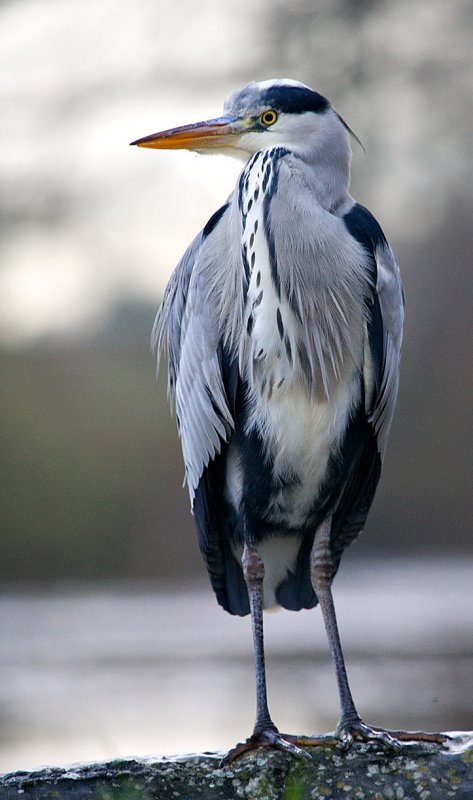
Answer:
[{"left": 260, "top": 110, "right": 278, "bottom": 126}]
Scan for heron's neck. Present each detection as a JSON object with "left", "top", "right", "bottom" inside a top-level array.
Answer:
[
  {"left": 300, "top": 145, "right": 351, "bottom": 212},
  {"left": 294, "top": 122, "right": 352, "bottom": 212}
]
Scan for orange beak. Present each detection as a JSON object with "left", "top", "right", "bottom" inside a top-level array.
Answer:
[{"left": 130, "top": 115, "right": 246, "bottom": 152}]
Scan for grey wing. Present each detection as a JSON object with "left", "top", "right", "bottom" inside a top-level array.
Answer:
[
  {"left": 152, "top": 203, "right": 236, "bottom": 505},
  {"left": 364, "top": 240, "right": 404, "bottom": 457},
  {"left": 330, "top": 212, "right": 404, "bottom": 568},
  {"left": 340, "top": 200, "right": 404, "bottom": 459}
]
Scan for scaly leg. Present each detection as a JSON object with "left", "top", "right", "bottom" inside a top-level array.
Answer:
[
  {"left": 222, "top": 541, "right": 313, "bottom": 764},
  {"left": 310, "top": 518, "right": 447, "bottom": 749}
]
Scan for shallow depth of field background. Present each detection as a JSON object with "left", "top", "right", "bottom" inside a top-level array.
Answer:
[{"left": 1, "top": 0, "right": 472, "bottom": 772}]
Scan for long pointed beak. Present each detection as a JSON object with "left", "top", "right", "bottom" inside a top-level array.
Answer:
[{"left": 130, "top": 115, "right": 247, "bottom": 151}]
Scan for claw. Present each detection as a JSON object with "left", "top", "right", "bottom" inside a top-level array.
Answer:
[
  {"left": 337, "top": 728, "right": 354, "bottom": 751},
  {"left": 337, "top": 719, "right": 402, "bottom": 751},
  {"left": 220, "top": 723, "right": 447, "bottom": 766},
  {"left": 221, "top": 729, "right": 329, "bottom": 765},
  {"left": 263, "top": 729, "right": 313, "bottom": 761},
  {"left": 336, "top": 718, "right": 446, "bottom": 751}
]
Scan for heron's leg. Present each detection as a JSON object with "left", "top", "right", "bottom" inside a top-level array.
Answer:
[
  {"left": 310, "top": 519, "right": 401, "bottom": 749},
  {"left": 310, "top": 519, "right": 447, "bottom": 750},
  {"left": 241, "top": 541, "right": 275, "bottom": 735},
  {"left": 222, "top": 541, "right": 313, "bottom": 764}
]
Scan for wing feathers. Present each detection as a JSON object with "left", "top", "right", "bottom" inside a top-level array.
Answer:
[
  {"left": 343, "top": 203, "right": 404, "bottom": 458},
  {"left": 153, "top": 202, "right": 240, "bottom": 504},
  {"left": 328, "top": 206, "right": 404, "bottom": 566}
]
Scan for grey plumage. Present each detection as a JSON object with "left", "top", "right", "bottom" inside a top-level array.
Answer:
[
  {"left": 134, "top": 78, "right": 429, "bottom": 759},
  {"left": 152, "top": 82, "right": 402, "bottom": 562}
]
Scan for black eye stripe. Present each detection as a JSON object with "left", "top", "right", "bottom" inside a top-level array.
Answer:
[{"left": 260, "top": 86, "right": 329, "bottom": 115}]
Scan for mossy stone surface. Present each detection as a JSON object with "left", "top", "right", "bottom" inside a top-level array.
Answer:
[{"left": 1, "top": 734, "right": 472, "bottom": 800}]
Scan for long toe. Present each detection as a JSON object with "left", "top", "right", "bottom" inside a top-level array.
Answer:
[
  {"left": 383, "top": 730, "right": 449, "bottom": 745},
  {"left": 221, "top": 728, "right": 316, "bottom": 765},
  {"left": 337, "top": 719, "right": 448, "bottom": 752}
]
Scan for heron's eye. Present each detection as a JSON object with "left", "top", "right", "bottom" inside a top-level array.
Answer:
[{"left": 260, "top": 110, "right": 278, "bottom": 126}]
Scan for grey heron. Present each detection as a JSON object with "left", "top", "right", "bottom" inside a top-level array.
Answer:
[{"left": 131, "top": 79, "right": 444, "bottom": 761}]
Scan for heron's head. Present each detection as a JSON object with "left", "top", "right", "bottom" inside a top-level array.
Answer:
[{"left": 131, "top": 79, "right": 355, "bottom": 163}]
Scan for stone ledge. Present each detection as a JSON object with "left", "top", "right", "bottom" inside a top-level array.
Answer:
[{"left": 1, "top": 732, "right": 472, "bottom": 799}]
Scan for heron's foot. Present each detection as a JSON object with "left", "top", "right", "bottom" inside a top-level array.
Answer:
[
  {"left": 336, "top": 716, "right": 449, "bottom": 752},
  {"left": 337, "top": 716, "right": 402, "bottom": 751},
  {"left": 221, "top": 727, "right": 330, "bottom": 765}
]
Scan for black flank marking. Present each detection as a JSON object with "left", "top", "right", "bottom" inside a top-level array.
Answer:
[
  {"left": 202, "top": 203, "right": 229, "bottom": 238},
  {"left": 256, "top": 271, "right": 261, "bottom": 288},
  {"left": 251, "top": 251, "right": 256, "bottom": 269},
  {"left": 343, "top": 202, "right": 387, "bottom": 290},
  {"left": 246, "top": 314, "right": 254, "bottom": 335},
  {"left": 241, "top": 242, "right": 250, "bottom": 281},
  {"left": 261, "top": 378, "right": 266, "bottom": 394},
  {"left": 277, "top": 378, "right": 284, "bottom": 389},
  {"left": 250, "top": 232, "right": 255, "bottom": 248},
  {"left": 253, "top": 290, "right": 263, "bottom": 308},
  {"left": 254, "top": 219, "right": 259, "bottom": 232},
  {"left": 248, "top": 152, "right": 259, "bottom": 171},
  {"left": 284, "top": 336, "right": 293, "bottom": 365},
  {"left": 276, "top": 307, "right": 284, "bottom": 339},
  {"left": 367, "top": 294, "right": 384, "bottom": 399},
  {"left": 247, "top": 198, "right": 253, "bottom": 212},
  {"left": 238, "top": 173, "right": 246, "bottom": 212},
  {"left": 343, "top": 202, "right": 387, "bottom": 250},
  {"left": 297, "top": 341, "right": 312, "bottom": 384},
  {"left": 257, "top": 347, "right": 264, "bottom": 358},
  {"left": 254, "top": 187, "right": 259, "bottom": 201},
  {"left": 262, "top": 150, "right": 290, "bottom": 299}
]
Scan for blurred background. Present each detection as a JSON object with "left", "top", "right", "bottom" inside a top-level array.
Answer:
[{"left": 1, "top": 0, "right": 472, "bottom": 774}]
